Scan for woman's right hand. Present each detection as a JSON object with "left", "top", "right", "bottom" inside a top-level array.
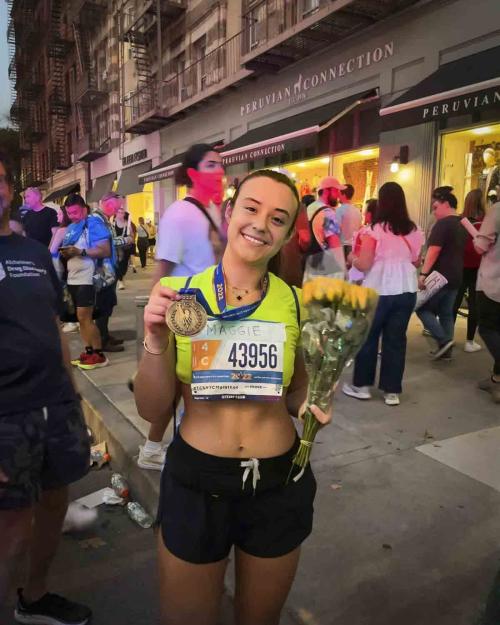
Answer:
[{"left": 144, "top": 283, "right": 181, "bottom": 349}]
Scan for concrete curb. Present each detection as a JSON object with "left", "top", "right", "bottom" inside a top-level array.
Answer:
[{"left": 78, "top": 370, "right": 161, "bottom": 516}]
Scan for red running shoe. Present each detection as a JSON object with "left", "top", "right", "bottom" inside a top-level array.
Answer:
[
  {"left": 77, "top": 353, "right": 109, "bottom": 370},
  {"left": 71, "top": 352, "right": 90, "bottom": 367}
]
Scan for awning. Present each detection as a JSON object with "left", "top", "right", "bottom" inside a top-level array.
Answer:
[
  {"left": 139, "top": 139, "right": 225, "bottom": 184},
  {"left": 116, "top": 160, "right": 152, "bottom": 196},
  {"left": 221, "top": 90, "right": 378, "bottom": 166},
  {"left": 86, "top": 172, "right": 117, "bottom": 204},
  {"left": 380, "top": 45, "right": 500, "bottom": 130},
  {"left": 139, "top": 153, "right": 185, "bottom": 184},
  {"left": 44, "top": 182, "right": 80, "bottom": 203}
]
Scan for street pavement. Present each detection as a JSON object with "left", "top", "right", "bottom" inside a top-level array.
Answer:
[{"left": 3, "top": 262, "right": 499, "bottom": 625}]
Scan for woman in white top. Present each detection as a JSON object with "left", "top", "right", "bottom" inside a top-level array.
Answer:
[{"left": 343, "top": 182, "right": 424, "bottom": 406}]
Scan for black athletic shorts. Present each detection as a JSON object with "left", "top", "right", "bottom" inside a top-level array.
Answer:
[
  {"left": 157, "top": 434, "right": 316, "bottom": 564},
  {"left": 67, "top": 284, "right": 96, "bottom": 308},
  {"left": 0, "top": 400, "right": 90, "bottom": 510}
]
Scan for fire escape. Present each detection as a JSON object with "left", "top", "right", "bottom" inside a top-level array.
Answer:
[
  {"left": 71, "top": 0, "right": 109, "bottom": 161},
  {"left": 7, "top": 0, "right": 46, "bottom": 187},
  {"left": 121, "top": 0, "right": 185, "bottom": 134},
  {"left": 48, "top": 0, "right": 73, "bottom": 171}
]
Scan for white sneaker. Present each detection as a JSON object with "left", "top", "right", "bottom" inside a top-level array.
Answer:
[
  {"left": 137, "top": 445, "right": 167, "bottom": 471},
  {"left": 62, "top": 322, "right": 79, "bottom": 333},
  {"left": 464, "top": 340, "right": 482, "bottom": 353},
  {"left": 117, "top": 280, "right": 125, "bottom": 290},
  {"left": 342, "top": 383, "right": 372, "bottom": 400},
  {"left": 384, "top": 393, "right": 400, "bottom": 406}
]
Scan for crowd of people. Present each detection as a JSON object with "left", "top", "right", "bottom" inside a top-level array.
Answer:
[{"left": 0, "top": 140, "right": 499, "bottom": 625}]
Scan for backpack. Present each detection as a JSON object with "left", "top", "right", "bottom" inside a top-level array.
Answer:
[{"left": 298, "top": 205, "right": 328, "bottom": 255}]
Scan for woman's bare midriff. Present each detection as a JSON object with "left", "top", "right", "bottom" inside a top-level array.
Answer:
[{"left": 179, "top": 384, "right": 297, "bottom": 459}]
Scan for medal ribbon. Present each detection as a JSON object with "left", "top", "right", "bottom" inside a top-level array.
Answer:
[{"left": 179, "top": 263, "right": 269, "bottom": 321}]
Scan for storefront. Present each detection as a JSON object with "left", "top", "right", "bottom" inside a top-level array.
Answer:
[
  {"left": 439, "top": 123, "right": 500, "bottom": 208},
  {"left": 146, "top": 0, "right": 499, "bottom": 225},
  {"left": 380, "top": 43, "right": 500, "bottom": 224},
  {"left": 89, "top": 132, "right": 161, "bottom": 224},
  {"left": 220, "top": 90, "right": 380, "bottom": 205}
]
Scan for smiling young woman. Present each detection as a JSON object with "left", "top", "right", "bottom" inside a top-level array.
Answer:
[{"left": 134, "top": 169, "right": 332, "bottom": 625}]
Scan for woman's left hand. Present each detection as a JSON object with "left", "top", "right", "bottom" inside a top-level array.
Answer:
[{"left": 298, "top": 403, "right": 332, "bottom": 427}]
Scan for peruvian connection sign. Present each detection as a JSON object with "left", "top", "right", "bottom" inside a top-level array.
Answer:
[{"left": 240, "top": 42, "right": 394, "bottom": 117}]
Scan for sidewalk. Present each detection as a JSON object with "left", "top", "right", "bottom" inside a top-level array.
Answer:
[{"left": 72, "top": 266, "right": 500, "bottom": 625}]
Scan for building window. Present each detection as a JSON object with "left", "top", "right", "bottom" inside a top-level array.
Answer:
[
  {"left": 247, "top": 5, "right": 266, "bottom": 49},
  {"left": 302, "top": 0, "right": 320, "bottom": 17},
  {"left": 193, "top": 35, "right": 207, "bottom": 89},
  {"left": 439, "top": 123, "right": 500, "bottom": 208}
]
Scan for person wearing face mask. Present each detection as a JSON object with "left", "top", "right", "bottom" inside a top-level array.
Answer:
[
  {"left": 134, "top": 169, "right": 332, "bottom": 625},
  {"left": 138, "top": 144, "right": 225, "bottom": 471},
  {"left": 59, "top": 194, "right": 112, "bottom": 370},
  {"left": 302, "top": 176, "right": 346, "bottom": 282}
]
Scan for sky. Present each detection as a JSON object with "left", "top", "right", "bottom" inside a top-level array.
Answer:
[{"left": 0, "top": 1, "right": 12, "bottom": 124}]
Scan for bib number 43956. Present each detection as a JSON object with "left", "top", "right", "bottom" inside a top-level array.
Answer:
[{"left": 227, "top": 342, "right": 278, "bottom": 370}]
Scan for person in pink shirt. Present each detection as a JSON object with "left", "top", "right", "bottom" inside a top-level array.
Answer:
[{"left": 343, "top": 183, "right": 424, "bottom": 406}]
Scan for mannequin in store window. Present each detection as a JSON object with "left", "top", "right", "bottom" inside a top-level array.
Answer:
[{"left": 482, "top": 147, "right": 500, "bottom": 206}]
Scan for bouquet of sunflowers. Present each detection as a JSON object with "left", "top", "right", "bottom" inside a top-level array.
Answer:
[{"left": 290, "top": 278, "right": 379, "bottom": 480}]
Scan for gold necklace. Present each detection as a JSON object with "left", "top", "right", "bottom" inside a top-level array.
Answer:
[
  {"left": 230, "top": 285, "right": 257, "bottom": 302},
  {"left": 223, "top": 267, "right": 263, "bottom": 302}
]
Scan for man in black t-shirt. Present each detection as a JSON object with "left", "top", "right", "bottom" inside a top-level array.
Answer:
[
  {"left": 21, "top": 187, "right": 58, "bottom": 246},
  {"left": 417, "top": 186, "right": 467, "bottom": 360},
  {"left": 0, "top": 156, "right": 91, "bottom": 624}
]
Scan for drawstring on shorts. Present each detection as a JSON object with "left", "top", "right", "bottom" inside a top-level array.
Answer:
[{"left": 240, "top": 458, "right": 261, "bottom": 493}]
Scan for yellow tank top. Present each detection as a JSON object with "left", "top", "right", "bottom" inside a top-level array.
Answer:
[{"left": 160, "top": 266, "right": 303, "bottom": 387}]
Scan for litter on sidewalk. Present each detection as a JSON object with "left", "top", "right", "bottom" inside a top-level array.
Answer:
[
  {"left": 90, "top": 441, "right": 111, "bottom": 468},
  {"left": 74, "top": 487, "right": 125, "bottom": 509}
]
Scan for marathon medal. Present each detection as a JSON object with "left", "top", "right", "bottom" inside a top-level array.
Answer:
[{"left": 166, "top": 294, "right": 207, "bottom": 337}]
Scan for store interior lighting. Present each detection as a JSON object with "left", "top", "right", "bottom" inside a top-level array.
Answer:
[{"left": 471, "top": 126, "right": 493, "bottom": 135}]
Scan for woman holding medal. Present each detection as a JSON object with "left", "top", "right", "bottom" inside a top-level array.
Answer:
[{"left": 135, "top": 169, "right": 332, "bottom": 625}]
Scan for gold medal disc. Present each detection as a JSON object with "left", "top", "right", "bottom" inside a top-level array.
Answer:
[{"left": 166, "top": 295, "right": 207, "bottom": 336}]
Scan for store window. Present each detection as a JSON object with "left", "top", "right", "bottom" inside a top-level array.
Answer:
[
  {"left": 126, "top": 182, "right": 155, "bottom": 225},
  {"left": 281, "top": 156, "right": 330, "bottom": 199},
  {"left": 439, "top": 123, "right": 500, "bottom": 209},
  {"left": 331, "top": 147, "right": 379, "bottom": 207}
]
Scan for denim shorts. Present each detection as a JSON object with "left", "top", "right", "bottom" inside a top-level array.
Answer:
[
  {"left": 0, "top": 400, "right": 90, "bottom": 509},
  {"left": 157, "top": 434, "right": 317, "bottom": 564}
]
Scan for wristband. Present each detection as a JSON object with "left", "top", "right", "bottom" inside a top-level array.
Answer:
[{"left": 420, "top": 272, "right": 429, "bottom": 277}]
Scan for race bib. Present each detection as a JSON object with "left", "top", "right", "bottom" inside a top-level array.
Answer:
[{"left": 191, "top": 319, "right": 285, "bottom": 401}]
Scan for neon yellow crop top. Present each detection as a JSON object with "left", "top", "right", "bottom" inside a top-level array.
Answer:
[{"left": 160, "top": 266, "right": 303, "bottom": 387}]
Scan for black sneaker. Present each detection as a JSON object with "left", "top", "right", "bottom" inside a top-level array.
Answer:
[
  {"left": 15, "top": 588, "right": 91, "bottom": 625},
  {"left": 431, "top": 340, "right": 455, "bottom": 361}
]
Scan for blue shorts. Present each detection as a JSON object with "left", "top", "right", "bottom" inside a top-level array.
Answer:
[{"left": 0, "top": 400, "right": 90, "bottom": 510}]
